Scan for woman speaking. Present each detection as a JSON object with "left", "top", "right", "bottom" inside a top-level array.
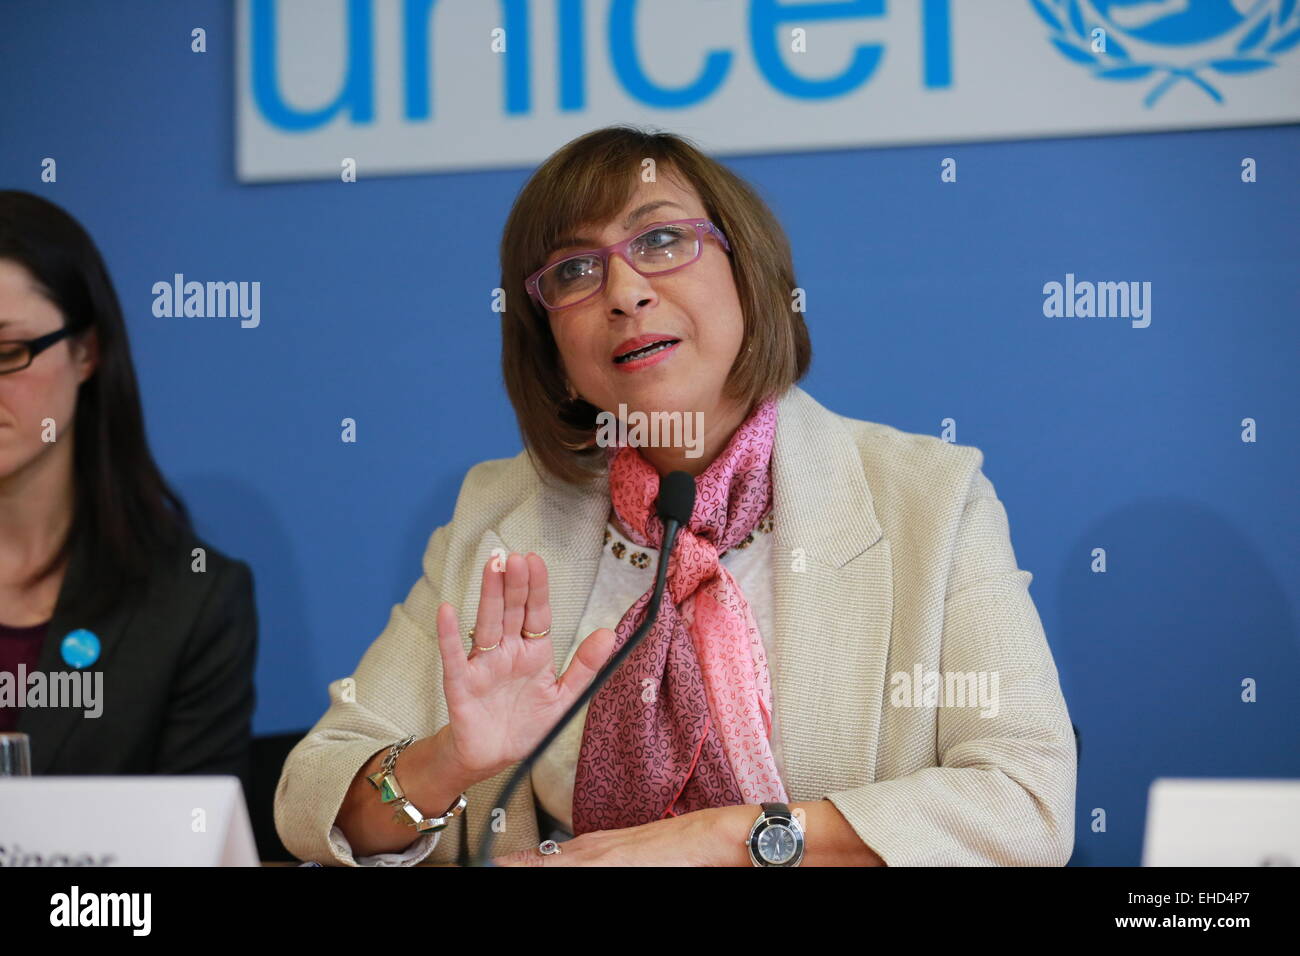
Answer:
[{"left": 274, "top": 125, "right": 1076, "bottom": 867}]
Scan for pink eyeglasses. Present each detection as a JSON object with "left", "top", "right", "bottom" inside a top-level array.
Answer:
[{"left": 526, "top": 218, "right": 731, "bottom": 312}]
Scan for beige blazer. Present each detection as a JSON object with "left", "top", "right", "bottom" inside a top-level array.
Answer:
[{"left": 275, "top": 385, "right": 1076, "bottom": 866}]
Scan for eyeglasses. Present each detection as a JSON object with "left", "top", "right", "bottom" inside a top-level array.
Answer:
[
  {"left": 0, "top": 321, "right": 92, "bottom": 375},
  {"left": 526, "top": 218, "right": 731, "bottom": 312}
]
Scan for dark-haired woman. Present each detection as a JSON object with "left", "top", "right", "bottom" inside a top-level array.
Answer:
[{"left": 0, "top": 191, "right": 257, "bottom": 796}]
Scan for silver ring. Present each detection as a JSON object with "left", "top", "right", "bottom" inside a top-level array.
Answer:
[{"left": 537, "top": 839, "right": 562, "bottom": 856}]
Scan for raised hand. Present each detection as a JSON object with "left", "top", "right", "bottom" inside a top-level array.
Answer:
[{"left": 435, "top": 551, "right": 615, "bottom": 782}]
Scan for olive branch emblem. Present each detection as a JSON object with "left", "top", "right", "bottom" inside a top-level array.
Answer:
[{"left": 1028, "top": 0, "right": 1300, "bottom": 106}]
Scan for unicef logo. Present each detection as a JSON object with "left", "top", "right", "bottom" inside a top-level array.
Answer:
[{"left": 1029, "top": 0, "right": 1300, "bottom": 105}]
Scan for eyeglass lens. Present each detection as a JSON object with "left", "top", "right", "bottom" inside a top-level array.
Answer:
[
  {"left": 0, "top": 342, "right": 30, "bottom": 373},
  {"left": 538, "top": 223, "right": 700, "bottom": 309}
]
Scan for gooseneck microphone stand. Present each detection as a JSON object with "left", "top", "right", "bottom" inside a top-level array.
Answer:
[{"left": 462, "top": 470, "right": 697, "bottom": 867}]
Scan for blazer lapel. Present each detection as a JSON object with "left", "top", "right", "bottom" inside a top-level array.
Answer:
[
  {"left": 769, "top": 386, "right": 893, "bottom": 798},
  {"left": 18, "top": 532, "right": 140, "bottom": 774}
]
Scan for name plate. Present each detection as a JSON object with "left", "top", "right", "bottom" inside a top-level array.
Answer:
[
  {"left": 0, "top": 776, "right": 259, "bottom": 866},
  {"left": 1143, "top": 778, "right": 1300, "bottom": 866}
]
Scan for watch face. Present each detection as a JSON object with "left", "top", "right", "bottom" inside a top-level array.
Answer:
[{"left": 757, "top": 823, "right": 799, "bottom": 864}]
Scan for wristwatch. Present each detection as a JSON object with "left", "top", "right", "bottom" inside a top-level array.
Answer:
[{"left": 744, "top": 802, "right": 805, "bottom": 866}]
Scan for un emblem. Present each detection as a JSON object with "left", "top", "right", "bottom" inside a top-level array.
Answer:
[{"left": 1028, "top": 0, "right": 1300, "bottom": 105}]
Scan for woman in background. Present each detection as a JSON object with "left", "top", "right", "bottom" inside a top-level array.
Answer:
[{"left": 0, "top": 191, "right": 257, "bottom": 794}]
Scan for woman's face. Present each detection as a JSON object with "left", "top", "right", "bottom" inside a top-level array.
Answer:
[
  {"left": 543, "top": 173, "right": 746, "bottom": 445},
  {"left": 0, "top": 259, "right": 97, "bottom": 485}
]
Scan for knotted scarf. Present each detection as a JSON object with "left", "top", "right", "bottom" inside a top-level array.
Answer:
[{"left": 571, "top": 395, "right": 789, "bottom": 833}]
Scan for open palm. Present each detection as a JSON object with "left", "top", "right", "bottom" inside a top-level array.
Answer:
[{"left": 435, "top": 551, "right": 615, "bottom": 782}]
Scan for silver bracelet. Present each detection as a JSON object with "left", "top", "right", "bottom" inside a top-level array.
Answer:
[{"left": 366, "top": 734, "right": 467, "bottom": 833}]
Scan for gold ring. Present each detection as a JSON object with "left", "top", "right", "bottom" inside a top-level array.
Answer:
[
  {"left": 468, "top": 627, "right": 500, "bottom": 652},
  {"left": 520, "top": 626, "right": 551, "bottom": 639}
]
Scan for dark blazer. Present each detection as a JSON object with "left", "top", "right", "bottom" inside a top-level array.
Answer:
[{"left": 16, "top": 531, "right": 258, "bottom": 797}]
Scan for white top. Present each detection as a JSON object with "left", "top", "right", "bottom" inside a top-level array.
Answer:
[{"left": 328, "top": 508, "right": 779, "bottom": 865}]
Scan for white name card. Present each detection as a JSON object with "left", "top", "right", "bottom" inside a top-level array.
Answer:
[
  {"left": 0, "top": 776, "right": 259, "bottom": 866},
  {"left": 1143, "top": 777, "right": 1300, "bottom": 866}
]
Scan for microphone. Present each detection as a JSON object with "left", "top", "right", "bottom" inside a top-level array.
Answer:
[
  {"left": 466, "top": 470, "right": 696, "bottom": 866},
  {"left": 655, "top": 468, "right": 697, "bottom": 531}
]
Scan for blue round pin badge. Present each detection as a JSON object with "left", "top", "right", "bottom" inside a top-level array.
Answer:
[{"left": 61, "top": 629, "right": 101, "bottom": 669}]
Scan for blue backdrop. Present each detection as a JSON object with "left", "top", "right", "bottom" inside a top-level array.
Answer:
[{"left": 3, "top": 1, "right": 1297, "bottom": 866}]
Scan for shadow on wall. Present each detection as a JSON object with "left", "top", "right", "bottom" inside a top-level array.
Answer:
[
  {"left": 179, "top": 473, "right": 315, "bottom": 735},
  {"left": 1058, "top": 497, "right": 1299, "bottom": 867}
]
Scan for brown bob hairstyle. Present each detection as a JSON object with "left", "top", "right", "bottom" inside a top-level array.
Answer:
[{"left": 499, "top": 124, "right": 811, "bottom": 488}]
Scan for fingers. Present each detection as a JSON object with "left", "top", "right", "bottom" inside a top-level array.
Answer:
[
  {"left": 470, "top": 552, "right": 508, "bottom": 656},
  {"left": 471, "top": 551, "right": 530, "bottom": 658},
  {"left": 556, "top": 627, "right": 617, "bottom": 707},
  {"left": 498, "top": 553, "right": 530, "bottom": 647},
  {"left": 521, "top": 552, "right": 552, "bottom": 642},
  {"left": 459, "top": 552, "right": 553, "bottom": 664},
  {"left": 436, "top": 602, "right": 469, "bottom": 705}
]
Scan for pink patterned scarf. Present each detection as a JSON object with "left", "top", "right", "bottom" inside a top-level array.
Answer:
[{"left": 571, "top": 395, "right": 789, "bottom": 833}]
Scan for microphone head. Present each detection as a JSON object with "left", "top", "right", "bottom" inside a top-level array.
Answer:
[{"left": 656, "top": 470, "right": 696, "bottom": 527}]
